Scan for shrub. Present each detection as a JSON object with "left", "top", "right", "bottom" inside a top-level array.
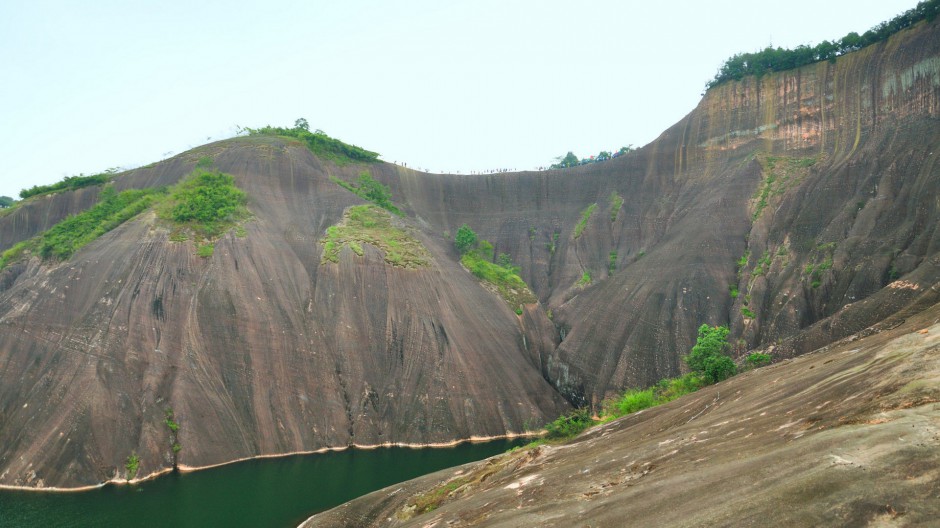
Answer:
[
  {"left": 455, "top": 224, "right": 478, "bottom": 254},
  {"left": 741, "top": 306, "right": 756, "bottom": 318},
  {"left": 685, "top": 324, "right": 736, "bottom": 382},
  {"left": 125, "top": 454, "right": 140, "bottom": 480},
  {"left": 703, "top": 354, "right": 737, "bottom": 383},
  {"left": 2, "top": 186, "right": 164, "bottom": 267},
  {"left": 577, "top": 271, "right": 592, "bottom": 286},
  {"left": 331, "top": 173, "right": 401, "bottom": 215},
  {"left": 609, "top": 251, "right": 617, "bottom": 273},
  {"left": 544, "top": 408, "right": 593, "bottom": 439},
  {"left": 247, "top": 120, "right": 379, "bottom": 164},
  {"left": 197, "top": 244, "right": 214, "bottom": 258},
  {"left": 161, "top": 170, "right": 249, "bottom": 240},
  {"left": 745, "top": 352, "right": 772, "bottom": 368}
]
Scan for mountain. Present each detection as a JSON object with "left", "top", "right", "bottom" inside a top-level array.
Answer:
[{"left": 2, "top": 14, "right": 940, "bottom": 490}]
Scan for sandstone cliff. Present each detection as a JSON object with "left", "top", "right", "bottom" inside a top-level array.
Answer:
[{"left": 1, "top": 18, "right": 939, "bottom": 489}]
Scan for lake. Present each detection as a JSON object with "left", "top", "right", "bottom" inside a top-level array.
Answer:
[{"left": 0, "top": 439, "right": 524, "bottom": 528}]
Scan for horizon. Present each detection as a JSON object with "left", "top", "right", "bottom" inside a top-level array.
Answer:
[{"left": 0, "top": 0, "right": 918, "bottom": 200}]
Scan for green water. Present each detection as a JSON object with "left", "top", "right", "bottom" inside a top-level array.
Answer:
[{"left": 0, "top": 439, "right": 523, "bottom": 528}]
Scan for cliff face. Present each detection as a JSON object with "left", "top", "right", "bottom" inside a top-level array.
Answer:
[
  {"left": 1, "top": 19, "right": 940, "bottom": 489},
  {"left": 390, "top": 18, "right": 940, "bottom": 406}
]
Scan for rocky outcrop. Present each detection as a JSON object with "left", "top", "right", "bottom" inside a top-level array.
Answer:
[
  {"left": 301, "top": 301, "right": 940, "bottom": 528},
  {"left": 2, "top": 19, "right": 940, "bottom": 489}
]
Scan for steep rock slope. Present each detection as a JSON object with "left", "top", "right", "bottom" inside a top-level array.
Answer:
[
  {"left": 389, "top": 18, "right": 940, "bottom": 405},
  {"left": 302, "top": 301, "right": 940, "bottom": 527},
  {"left": 0, "top": 140, "right": 569, "bottom": 488}
]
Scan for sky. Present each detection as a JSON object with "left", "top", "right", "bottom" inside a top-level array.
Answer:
[{"left": 0, "top": 0, "right": 919, "bottom": 200}]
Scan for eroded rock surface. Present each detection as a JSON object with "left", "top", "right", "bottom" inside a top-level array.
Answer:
[{"left": 302, "top": 304, "right": 940, "bottom": 527}]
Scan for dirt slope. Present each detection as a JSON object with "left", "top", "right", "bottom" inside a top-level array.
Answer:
[{"left": 301, "top": 301, "right": 940, "bottom": 527}]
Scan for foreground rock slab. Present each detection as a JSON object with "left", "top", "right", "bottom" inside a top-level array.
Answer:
[{"left": 302, "top": 304, "right": 940, "bottom": 527}]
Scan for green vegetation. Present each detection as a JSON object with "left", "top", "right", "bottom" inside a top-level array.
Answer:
[
  {"left": 753, "top": 251, "right": 772, "bottom": 276},
  {"left": 454, "top": 224, "right": 478, "bottom": 254},
  {"left": 550, "top": 146, "right": 634, "bottom": 169},
  {"left": 736, "top": 251, "right": 750, "bottom": 276},
  {"left": 729, "top": 284, "right": 739, "bottom": 298},
  {"left": 164, "top": 410, "right": 180, "bottom": 433},
  {"left": 0, "top": 186, "right": 164, "bottom": 269},
  {"left": 576, "top": 270, "right": 592, "bottom": 286},
  {"left": 608, "top": 251, "right": 617, "bottom": 274},
  {"left": 19, "top": 172, "right": 113, "bottom": 200},
  {"left": 544, "top": 408, "right": 594, "bottom": 439},
  {"left": 197, "top": 244, "right": 214, "bottom": 258},
  {"left": 321, "top": 205, "right": 429, "bottom": 268},
  {"left": 753, "top": 156, "right": 816, "bottom": 220},
  {"left": 530, "top": 324, "right": 733, "bottom": 446},
  {"left": 195, "top": 156, "right": 213, "bottom": 168},
  {"left": 609, "top": 192, "right": 624, "bottom": 222},
  {"left": 247, "top": 118, "right": 379, "bottom": 164},
  {"left": 160, "top": 169, "right": 249, "bottom": 241},
  {"left": 331, "top": 172, "right": 402, "bottom": 215},
  {"left": 745, "top": 352, "right": 772, "bottom": 369},
  {"left": 0, "top": 196, "right": 14, "bottom": 208},
  {"left": 708, "top": 0, "right": 940, "bottom": 88},
  {"left": 547, "top": 232, "right": 560, "bottom": 254},
  {"left": 125, "top": 454, "right": 140, "bottom": 480},
  {"left": 741, "top": 306, "right": 756, "bottom": 319},
  {"left": 573, "top": 203, "right": 597, "bottom": 239},
  {"left": 685, "top": 324, "right": 737, "bottom": 383},
  {"left": 454, "top": 225, "right": 536, "bottom": 307}
]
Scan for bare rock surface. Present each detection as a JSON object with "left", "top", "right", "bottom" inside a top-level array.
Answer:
[{"left": 301, "top": 304, "right": 940, "bottom": 527}]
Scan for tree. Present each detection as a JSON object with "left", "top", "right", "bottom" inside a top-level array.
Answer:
[
  {"left": 685, "top": 324, "right": 736, "bottom": 383},
  {"left": 355, "top": 173, "right": 392, "bottom": 209},
  {"left": 551, "top": 151, "right": 579, "bottom": 169},
  {"left": 454, "top": 224, "right": 477, "bottom": 254},
  {"left": 294, "top": 118, "right": 310, "bottom": 132},
  {"left": 0, "top": 196, "right": 14, "bottom": 208}
]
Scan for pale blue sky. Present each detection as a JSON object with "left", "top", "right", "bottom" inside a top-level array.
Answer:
[{"left": 0, "top": 0, "right": 917, "bottom": 199}]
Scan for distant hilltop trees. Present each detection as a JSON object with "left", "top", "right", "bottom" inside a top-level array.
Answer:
[
  {"left": 550, "top": 145, "right": 634, "bottom": 169},
  {"left": 244, "top": 118, "right": 379, "bottom": 164},
  {"left": 707, "top": 0, "right": 940, "bottom": 89}
]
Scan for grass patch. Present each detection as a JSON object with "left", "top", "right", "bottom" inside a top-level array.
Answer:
[
  {"left": 196, "top": 244, "right": 214, "bottom": 258},
  {"left": 609, "top": 192, "right": 624, "bottom": 222},
  {"left": 573, "top": 203, "right": 597, "bottom": 239},
  {"left": 576, "top": 270, "right": 592, "bottom": 286},
  {"left": 461, "top": 245, "right": 537, "bottom": 307},
  {"left": 330, "top": 172, "right": 402, "bottom": 215},
  {"left": 729, "top": 284, "right": 739, "bottom": 298},
  {"left": 321, "top": 205, "right": 429, "bottom": 269},
  {"left": 0, "top": 186, "right": 164, "bottom": 269},
  {"left": 741, "top": 306, "right": 756, "bottom": 318},
  {"left": 609, "top": 251, "right": 617, "bottom": 273}
]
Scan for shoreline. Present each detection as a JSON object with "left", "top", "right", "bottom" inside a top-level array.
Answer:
[{"left": 0, "top": 431, "right": 542, "bottom": 493}]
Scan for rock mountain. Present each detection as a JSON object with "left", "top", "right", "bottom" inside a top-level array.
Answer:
[{"left": 1, "top": 16, "right": 939, "bottom": 490}]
